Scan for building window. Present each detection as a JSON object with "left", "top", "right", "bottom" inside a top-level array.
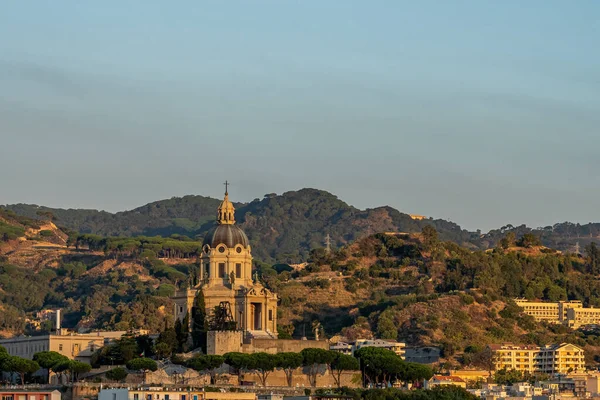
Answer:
[
  {"left": 134, "top": 394, "right": 139, "bottom": 400},
  {"left": 165, "top": 395, "right": 170, "bottom": 400},
  {"left": 180, "top": 306, "right": 183, "bottom": 313},
  {"left": 181, "top": 396, "right": 186, "bottom": 400},
  {"left": 59, "top": 344, "right": 63, "bottom": 351},
  {"left": 236, "top": 263, "right": 242, "bottom": 278},
  {"left": 193, "top": 396, "right": 198, "bottom": 400},
  {"left": 219, "top": 263, "right": 226, "bottom": 278},
  {"left": 205, "top": 264, "right": 210, "bottom": 277},
  {"left": 268, "top": 309, "right": 273, "bottom": 321},
  {"left": 112, "top": 394, "right": 117, "bottom": 400}
]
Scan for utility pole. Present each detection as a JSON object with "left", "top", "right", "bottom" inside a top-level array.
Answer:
[{"left": 325, "top": 234, "right": 331, "bottom": 254}]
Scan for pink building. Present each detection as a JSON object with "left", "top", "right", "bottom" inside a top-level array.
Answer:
[{"left": 0, "top": 390, "right": 61, "bottom": 400}]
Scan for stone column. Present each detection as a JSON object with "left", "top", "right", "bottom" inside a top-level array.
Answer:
[
  {"left": 245, "top": 299, "right": 250, "bottom": 332},
  {"left": 263, "top": 300, "right": 268, "bottom": 332},
  {"left": 210, "top": 260, "right": 217, "bottom": 285}
]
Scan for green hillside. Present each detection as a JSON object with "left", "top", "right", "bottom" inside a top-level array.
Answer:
[
  {"left": 7, "top": 189, "right": 597, "bottom": 263},
  {"left": 3, "top": 209, "right": 600, "bottom": 368}
]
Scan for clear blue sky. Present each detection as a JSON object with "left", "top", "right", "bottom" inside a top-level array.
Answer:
[{"left": 1, "top": 1, "right": 599, "bottom": 231}]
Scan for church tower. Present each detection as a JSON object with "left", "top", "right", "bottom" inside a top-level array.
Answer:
[{"left": 172, "top": 184, "right": 278, "bottom": 340}]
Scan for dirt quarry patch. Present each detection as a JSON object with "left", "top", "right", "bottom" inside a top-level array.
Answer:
[
  {"left": 3, "top": 239, "right": 70, "bottom": 269},
  {"left": 84, "top": 259, "right": 152, "bottom": 281}
]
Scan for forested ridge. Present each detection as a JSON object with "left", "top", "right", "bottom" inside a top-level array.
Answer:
[
  {"left": 4, "top": 189, "right": 477, "bottom": 262},
  {"left": 5, "top": 189, "right": 597, "bottom": 261}
]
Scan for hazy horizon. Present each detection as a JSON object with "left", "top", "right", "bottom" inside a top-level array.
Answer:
[{"left": 2, "top": 1, "right": 599, "bottom": 232}]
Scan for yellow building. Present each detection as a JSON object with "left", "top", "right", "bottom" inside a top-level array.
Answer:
[
  {"left": 566, "top": 307, "right": 600, "bottom": 329},
  {"left": 490, "top": 343, "right": 585, "bottom": 374},
  {"left": 424, "top": 375, "right": 467, "bottom": 389},
  {"left": 0, "top": 330, "right": 146, "bottom": 363},
  {"left": 514, "top": 299, "right": 582, "bottom": 323},
  {"left": 172, "top": 188, "right": 278, "bottom": 340},
  {"left": 514, "top": 299, "right": 600, "bottom": 329},
  {"left": 449, "top": 369, "right": 490, "bottom": 382},
  {"left": 0, "top": 333, "right": 105, "bottom": 363},
  {"left": 99, "top": 388, "right": 256, "bottom": 400}
]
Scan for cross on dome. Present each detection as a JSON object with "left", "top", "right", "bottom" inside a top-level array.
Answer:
[
  {"left": 217, "top": 181, "right": 235, "bottom": 224},
  {"left": 224, "top": 180, "right": 230, "bottom": 195}
]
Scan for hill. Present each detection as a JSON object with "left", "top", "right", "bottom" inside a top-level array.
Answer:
[
  {"left": 2, "top": 210, "right": 600, "bottom": 368},
  {"left": 7, "top": 189, "right": 597, "bottom": 261},
  {"left": 482, "top": 222, "right": 600, "bottom": 254},
  {"left": 270, "top": 231, "right": 600, "bottom": 367},
  {"left": 4, "top": 189, "right": 478, "bottom": 262}
]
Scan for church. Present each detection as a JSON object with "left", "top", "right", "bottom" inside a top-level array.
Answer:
[{"left": 172, "top": 186, "right": 279, "bottom": 340}]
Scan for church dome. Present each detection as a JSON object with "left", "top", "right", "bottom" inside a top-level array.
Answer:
[
  {"left": 203, "top": 182, "right": 249, "bottom": 249},
  {"left": 203, "top": 224, "right": 249, "bottom": 249}
]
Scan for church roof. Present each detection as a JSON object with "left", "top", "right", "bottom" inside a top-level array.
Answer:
[
  {"left": 203, "top": 224, "right": 249, "bottom": 249},
  {"left": 203, "top": 184, "right": 250, "bottom": 248}
]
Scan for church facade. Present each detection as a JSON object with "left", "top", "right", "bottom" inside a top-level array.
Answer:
[{"left": 172, "top": 188, "right": 278, "bottom": 339}]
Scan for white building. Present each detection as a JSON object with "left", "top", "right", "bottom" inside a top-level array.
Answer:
[{"left": 330, "top": 339, "right": 405, "bottom": 358}]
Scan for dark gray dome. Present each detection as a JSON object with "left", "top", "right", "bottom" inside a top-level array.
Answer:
[{"left": 203, "top": 224, "right": 249, "bottom": 248}]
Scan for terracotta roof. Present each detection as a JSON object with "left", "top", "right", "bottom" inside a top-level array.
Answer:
[{"left": 488, "top": 343, "right": 539, "bottom": 351}]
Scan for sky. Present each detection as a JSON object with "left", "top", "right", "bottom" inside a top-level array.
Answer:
[{"left": 1, "top": 1, "right": 599, "bottom": 232}]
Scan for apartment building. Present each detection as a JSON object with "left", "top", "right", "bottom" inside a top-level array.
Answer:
[
  {"left": 489, "top": 343, "right": 585, "bottom": 374},
  {"left": 330, "top": 339, "right": 406, "bottom": 358}
]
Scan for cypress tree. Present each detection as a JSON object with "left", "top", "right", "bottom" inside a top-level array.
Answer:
[
  {"left": 174, "top": 318, "right": 186, "bottom": 352},
  {"left": 191, "top": 289, "right": 207, "bottom": 351}
]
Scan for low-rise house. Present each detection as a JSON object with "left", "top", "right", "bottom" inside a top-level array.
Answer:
[
  {"left": 257, "top": 395, "right": 284, "bottom": 400},
  {"left": 283, "top": 396, "right": 354, "bottom": 400},
  {"left": 0, "top": 333, "right": 105, "bottom": 363},
  {"left": 354, "top": 339, "right": 405, "bottom": 358},
  {"left": 99, "top": 388, "right": 256, "bottom": 400},
  {"left": 328, "top": 342, "right": 352, "bottom": 356},
  {"left": 0, "top": 330, "right": 147, "bottom": 364},
  {"left": 424, "top": 375, "right": 467, "bottom": 389},
  {"left": 0, "top": 390, "right": 61, "bottom": 400},
  {"left": 329, "top": 339, "right": 405, "bottom": 358},
  {"left": 404, "top": 346, "right": 440, "bottom": 364},
  {"left": 449, "top": 369, "right": 490, "bottom": 382}
]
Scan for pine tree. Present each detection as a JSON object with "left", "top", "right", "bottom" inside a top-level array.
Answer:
[{"left": 191, "top": 289, "right": 207, "bottom": 351}]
